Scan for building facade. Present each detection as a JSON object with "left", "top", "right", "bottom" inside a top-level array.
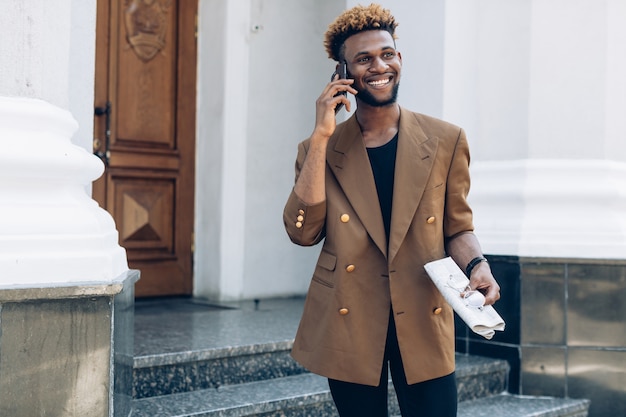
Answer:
[{"left": 1, "top": 1, "right": 624, "bottom": 416}]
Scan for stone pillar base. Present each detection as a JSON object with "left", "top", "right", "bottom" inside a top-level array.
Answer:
[{"left": 0, "top": 270, "right": 139, "bottom": 417}]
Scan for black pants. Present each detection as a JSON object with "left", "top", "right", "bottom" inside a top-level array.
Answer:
[{"left": 328, "top": 313, "right": 457, "bottom": 417}]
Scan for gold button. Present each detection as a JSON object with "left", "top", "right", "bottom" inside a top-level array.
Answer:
[
  {"left": 339, "top": 308, "right": 349, "bottom": 315},
  {"left": 299, "top": 209, "right": 305, "bottom": 215},
  {"left": 346, "top": 264, "right": 355, "bottom": 272},
  {"left": 340, "top": 214, "right": 350, "bottom": 223},
  {"left": 427, "top": 216, "right": 436, "bottom": 224},
  {"left": 295, "top": 221, "right": 303, "bottom": 228},
  {"left": 433, "top": 307, "right": 443, "bottom": 315},
  {"left": 297, "top": 215, "right": 304, "bottom": 222}
]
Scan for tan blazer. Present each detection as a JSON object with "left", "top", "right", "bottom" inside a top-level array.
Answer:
[{"left": 283, "top": 107, "right": 474, "bottom": 386}]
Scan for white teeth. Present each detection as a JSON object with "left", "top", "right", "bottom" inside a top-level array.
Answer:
[{"left": 368, "top": 78, "right": 390, "bottom": 86}]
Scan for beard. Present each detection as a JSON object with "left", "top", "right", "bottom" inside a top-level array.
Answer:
[{"left": 355, "top": 82, "right": 400, "bottom": 107}]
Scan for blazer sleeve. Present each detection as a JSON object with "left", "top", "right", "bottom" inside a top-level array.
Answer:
[
  {"left": 282, "top": 140, "right": 327, "bottom": 246},
  {"left": 443, "top": 128, "right": 475, "bottom": 240}
]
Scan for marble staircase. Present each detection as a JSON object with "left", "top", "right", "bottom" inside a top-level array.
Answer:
[{"left": 130, "top": 297, "right": 590, "bottom": 417}]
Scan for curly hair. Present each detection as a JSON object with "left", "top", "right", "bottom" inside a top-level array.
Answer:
[{"left": 324, "top": 3, "right": 398, "bottom": 62}]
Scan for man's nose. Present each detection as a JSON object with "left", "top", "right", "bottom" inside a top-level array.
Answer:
[{"left": 370, "top": 56, "right": 389, "bottom": 72}]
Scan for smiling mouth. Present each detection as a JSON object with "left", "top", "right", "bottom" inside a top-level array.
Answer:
[{"left": 367, "top": 77, "right": 392, "bottom": 87}]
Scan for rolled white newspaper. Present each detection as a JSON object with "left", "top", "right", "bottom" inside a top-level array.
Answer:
[{"left": 424, "top": 257, "right": 505, "bottom": 340}]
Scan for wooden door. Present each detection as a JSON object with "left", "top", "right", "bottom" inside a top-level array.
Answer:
[{"left": 93, "top": 0, "right": 197, "bottom": 297}]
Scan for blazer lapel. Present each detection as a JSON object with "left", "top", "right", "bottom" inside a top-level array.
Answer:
[
  {"left": 388, "top": 108, "right": 439, "bottom": 263},
  {"left": 327, "top": 116, "right": 388, "bottom": 258}
]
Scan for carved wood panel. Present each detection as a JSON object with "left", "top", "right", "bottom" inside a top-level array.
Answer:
[
  {"left": 112, "top": 174, "right": 174, "bottom": 255},
  {"left": 116, "top": 0, "right": 176, "bottom": 148},
  {"left": 124, "top": 0, "right": 172, "bottom": 62}
]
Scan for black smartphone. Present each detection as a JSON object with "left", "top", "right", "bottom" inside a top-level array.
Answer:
[{"left": 331, "top": 61, "right": 347, "bottom": 114}]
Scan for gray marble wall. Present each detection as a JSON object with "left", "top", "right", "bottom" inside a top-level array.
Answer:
[
  {"left": 0, "top": 270, "right": 138, "bottom": 417},
  {"left": 455, "top": 256, "right": 626, "bottom": 417}
]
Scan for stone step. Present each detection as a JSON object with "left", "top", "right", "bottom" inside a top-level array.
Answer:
[
  {"left": 133, "top": 297, "right": 306, "bottom": 399},
  {"left": 134, "top": 343, "right": 506, "bottom": 400},
  {"left": 133, "top": 341, "right": 306, "bottom": 399},
  {"left": 132, "top": 354, "right": 510, "bottom": 415},
  {"left": 453, "top": 394, "right": 590, "bottom": 417},
  {"left": 132, "top": 373, "right": 334, "bottom": 417},
  {"left": 132, "top": 298, "right": 503, "bottom": 401},
  {"left": 132, "top": 298, "right": 589, "bottom": 417},
  {"left": 132, "top": 373, "right": 590, "bottom": 417}
]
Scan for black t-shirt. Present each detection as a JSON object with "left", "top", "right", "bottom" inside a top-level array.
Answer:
[{"left": 366, "top": 133, "right": 398, "bottom": 242}]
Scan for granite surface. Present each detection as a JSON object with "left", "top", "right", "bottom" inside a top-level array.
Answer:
[
  {"left": 132, "top": 297, "right": 589, "bottom": 417},
  {"left": 134, "top": 297, "right": 304, "bottom": 367},
  {"left": 0, "top": 271, "right": 137, "bottom": 417},
  {"left": 133, "top": 297, "right": 308, "bottom": 398},
  {"left": 133, "top": 297, "right": 508, "bottom": 400},
  {"left": 455, "top": 354, "right": 509, "bottom": 401},
  {"left": 133, "top": 373, "right": 336, "bottom": 417},
  {"left": 133, "top": 372, "right": 588, "bottom": 417},
  {"left": 0, "top": 269, "right": 139, "bottom": 301},
  {"left": 134, "top": 349, "right": 307, "bottom": 398},
  {"left": 455, "top": 394, "right": 591, "bottom": 417},
  {"left": 114, "top": 272, "right": 137, "bottom": 417}
]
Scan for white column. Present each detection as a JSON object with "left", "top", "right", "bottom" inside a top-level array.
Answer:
[
  {"left": 0, "top": 3, "right": 132, "bottom": 416},
  {"left": 443, "top": 0, "right": 626, "bottom": 259},
  {"left": 0, "top": 1, "right": 128, "bottom": 285},
  {"left": 194, "top": 0, "right": 250, "bottom": 300}
]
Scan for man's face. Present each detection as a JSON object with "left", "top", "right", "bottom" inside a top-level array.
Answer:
[{"left": 342, "top": 30, "right": 402, "bottom": 108}]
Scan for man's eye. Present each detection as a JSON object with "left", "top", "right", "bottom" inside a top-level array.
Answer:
[{"left": 357, "top": 57, "right": 370, "bottom": 63}]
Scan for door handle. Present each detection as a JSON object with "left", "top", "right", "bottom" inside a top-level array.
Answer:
[{"left": 94, "top": 101, "right": 111, "bottom": 165}]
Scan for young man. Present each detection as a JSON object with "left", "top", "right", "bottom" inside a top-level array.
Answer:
[{"left": 282, "top": 4, "right": 500, "bottom": 416}]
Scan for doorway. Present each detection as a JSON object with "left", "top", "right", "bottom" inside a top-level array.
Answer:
[{"left": 93, "top": 0, "right": 197, "bottom": 297}]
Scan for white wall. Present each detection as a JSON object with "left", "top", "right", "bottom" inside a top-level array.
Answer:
[
  {"left": 528, "top": 0, "right": 608, "bottom": 160},
  {"left": 441, "top": 0, "right": 626, "bottom": 258},
  {"left": 606, "top": 0, "right": 626, "bottom": 161},
  {"left": 195, "top": 0, "right": 235, "bottom": 299},
  {"left": 242, "top": 0, "right": 346, "bottom": 298},
  {"left": 443, "top": 0, "right": 531, "bottom": 160},
  {"left": 0, "top": 0, "right": 127, "bottom": 285},
  {"left": 195, "top": 0, "right": 345, "bottom": 300},
  {"left": 0, "top": 1, "right": 72, "bottom": 107},
  {"left": 0, "top": 0, "right": 96, "bottom": 150},
  {"left": 194, "top": 0, "right": 626, "bottom": 300},
  {"left": 68, "top": 0, "right": 97, "bottom": 150}
]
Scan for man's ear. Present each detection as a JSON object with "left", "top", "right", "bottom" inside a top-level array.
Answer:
[{"left": 397, "top": 51, "right": 402, "bottom": 64}]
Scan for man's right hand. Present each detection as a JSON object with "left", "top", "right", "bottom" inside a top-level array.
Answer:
[{"left": 312, "top": 75, "right": 356, "bottom": 140}]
